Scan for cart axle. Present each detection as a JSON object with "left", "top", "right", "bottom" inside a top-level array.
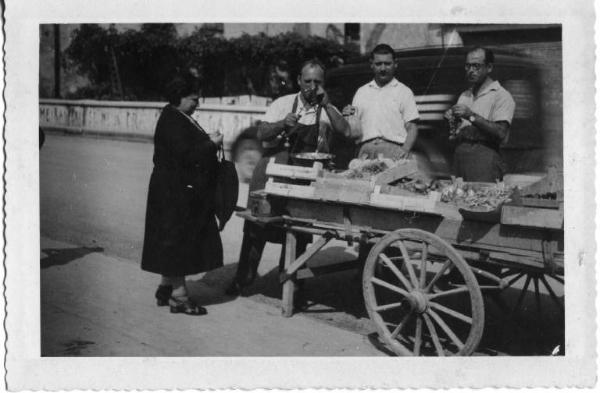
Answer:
[{"left": 407, "top": 291, "right": 429, "bottom": 314}]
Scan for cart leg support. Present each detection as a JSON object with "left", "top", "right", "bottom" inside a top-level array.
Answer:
[
  {"left": 282, "top": 230, "right": 297, "bottom": 317},
  {"left": 280, "top": 231, "right": 334, "bottom": 283}
]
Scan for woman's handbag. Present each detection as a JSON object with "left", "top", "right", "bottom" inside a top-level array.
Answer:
[{"left": 214, "top": 146, "right": 239, "bottom": 231}]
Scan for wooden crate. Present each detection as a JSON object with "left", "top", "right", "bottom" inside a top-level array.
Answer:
[
  {"left": 248, "top": 191, "right": 274, "bottom": 217},
  {"left": 265, "top": 158, "right": 323, "bottom": 180},
  {"left": 520, "top": 197, "right": 560, "bottom": 209},
  {"left": 313, "top": 177, "right": 373, "bottom": 204},
  {"left": 373, "top": 159, "right": 419, "bottom": 185},
  {"left": 501, "top": 205, "right": 563, "bottom": 229},
  {"left": 264, "top": 178, "right": 315, "bottom": 199},
  {"left": 369, "top": 185, "right": 440, "bottom": 213}
]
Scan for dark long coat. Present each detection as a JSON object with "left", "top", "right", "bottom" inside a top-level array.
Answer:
[{"left": 141, "top": 104, "right": 223, "bottom": 276}]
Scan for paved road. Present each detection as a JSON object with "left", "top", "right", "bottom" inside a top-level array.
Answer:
[
  {"left": 41, "top": 236, "right": 383, "bottom": 356},
  {"left": 40, "top": 133, "right": 275, "bottom": 266},
  {"left": 40, "top": 133, "right": 378, "bottom": 356},
  {"left": 40, "top": 133, "right": 564, "bottom": 356}
]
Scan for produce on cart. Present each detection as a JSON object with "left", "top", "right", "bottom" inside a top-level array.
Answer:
[
  {"left": 239, "top": 159, "right": 564, "bottom": 356},
  {"left": 439, "top": 179, "right": 513, "bottom": 211},
  {"left": 342, "top": 157, "right": 396, "bottom": 179}
]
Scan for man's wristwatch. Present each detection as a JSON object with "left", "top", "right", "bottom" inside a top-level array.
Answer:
[{"left": 468, "top": 114, "right": 476, "bottom": 123}]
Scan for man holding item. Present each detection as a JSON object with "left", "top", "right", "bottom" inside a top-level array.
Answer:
[
  {"left": 226, "top": 59, "right": 350, "bottom": 297},
  {"left": 444, "top": 47, "right": 516, "bottom": 182},
  {"left": 258, "top": 58, "right": 351, "bottom": 155}
]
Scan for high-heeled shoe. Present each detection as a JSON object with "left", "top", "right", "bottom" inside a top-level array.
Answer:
[
  {"left": 155, "top": 285, "right": 173, "bottom": 306},
  {"left": 168, "top": 297, "right": 207, "bottom": 316}
]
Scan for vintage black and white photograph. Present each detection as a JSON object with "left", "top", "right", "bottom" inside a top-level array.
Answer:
[
  {"left": 4, "top": 0, "right": 597, "bottom": 389},
  {"left": 38, "top": 21, "right": 566, "bottom": 357}
]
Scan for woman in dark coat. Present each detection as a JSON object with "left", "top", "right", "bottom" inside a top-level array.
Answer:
[{"left": 141, "top": 75, "right": 224, "bottom": 316}]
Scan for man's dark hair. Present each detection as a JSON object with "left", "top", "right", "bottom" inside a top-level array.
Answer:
[
  {"left": 165, "top": 74, "right": 201, "bottom": 105},
  {"left": 299, "top": 58, "right": 326, "bottom": 74},
  {"left": 370, "top": 43, "right": 395, "bottom": 60},
  {"left": 275, "top": 60, "right": 290, "bottom": 73},
  {"left": 467, "top": 47, "right": 495, "bottom": 64}
]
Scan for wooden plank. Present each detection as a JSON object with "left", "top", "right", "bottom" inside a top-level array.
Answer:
[
  {"left": 519, "top": 166, "right": 563, "bottom": 196},
  {"left": 501, "top": 205, "right": 563, "bottom": 229},
  {"left": 281, "top": 231, "right": 297, "bottom": 317},
  {"left": 313, "top": 177, "right": 372, "bottom": 204},
  {"left": 265, "top": 178, "right": 315, "bottom": 199},
  {"left": 236, "top": 209, "right": 284, "bottom": 225},
  {"left": 296, "top": 259, "right": 361, "bottom": 280},
  {"left": 282, "top": 197, "right": 563, "bottom": 254},
  {"left": 280, "top": 234, "right": 332, "bottom": 282},
  {"left": 265, "top": 159, "right": 323, "bottom": 180},
  {"left": 373, "top": 160, "right": 419, "bottom": 185},
  {"left": 519, "top": 198, "right": 560, "bottom": 208},
  {"left": 370, "top": 186, "right": 440, "bottom": 214}
]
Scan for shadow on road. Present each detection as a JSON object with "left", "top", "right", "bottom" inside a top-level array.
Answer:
[
  {"left": 479, "top": 287, "right": 565, "bottom": 356},
  {"left": 185, "top": 264, "right": 240, "bottom": 307},
  {"left": 184, "top": 245, "right": 565, "bottom": 357},
  {"left": 216, "top": 246, "right": 379, "bottom": 336},
  {"left": 41, "top": 246, "right": 105, "bottom": 269}
]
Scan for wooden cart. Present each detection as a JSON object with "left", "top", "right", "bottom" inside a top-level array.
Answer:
[{"left": 239, "top": 160, "right": 564, "bottom": 356}]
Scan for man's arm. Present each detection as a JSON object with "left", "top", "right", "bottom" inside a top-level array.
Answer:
[
  {"left": 452, "top": 104, "right": 509, "bottom": 142},
  {"left": 322, "top": 103, "right": 351, "bottom": 137},
  {"left": 400, "top": 88, "right": 420, "bottom": 157},
  {"left": 257, "top": 96, "right": 300, "bottom": 141},
  {"left": 471, "top": 114, "right": 510, "bottom": 142},
  {"left": 403, "top": 121, "right": 419, "bottom": 153},
  {"left": 318, "top": 89, "right": 351, "bottom": 137},
  {"left": 256, "top": 120, "right": 286, "bottom": 141}
]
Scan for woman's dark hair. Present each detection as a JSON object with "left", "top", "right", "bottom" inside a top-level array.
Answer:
[{"left": 165, "top": 75, "right": 201, "bottom": 105}]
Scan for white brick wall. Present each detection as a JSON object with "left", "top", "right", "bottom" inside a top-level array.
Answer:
[{"left": 39, "top": 98, "right": 269, "bottom": 153}]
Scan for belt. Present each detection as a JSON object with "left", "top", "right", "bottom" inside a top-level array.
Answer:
[{"left": 359, "top": 137, "right": 403, "bottom": 146}]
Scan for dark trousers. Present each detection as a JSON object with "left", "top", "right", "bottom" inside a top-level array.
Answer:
[
  {"left": 234, "top": 221, "right": 310, "bottom": 286},
  {"left": 235, "top": 147, "right": 312, "bottom": 287},
  {"left": 453, "top": 142, "right": 506, "bottom": 182}
]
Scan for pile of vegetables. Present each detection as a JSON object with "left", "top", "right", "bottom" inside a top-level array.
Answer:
[
  {"left": 440, "top": 180, "right": 513, "bottom": 211},
  {"left": 395, "top": 178, "right": 431, "bottom": 194},
  {"left": 343, "top": 158, "right": 397, "bottom": 180}
]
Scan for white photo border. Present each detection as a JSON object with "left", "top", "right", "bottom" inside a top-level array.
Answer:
[{"left": 4, "top": 0, "right": 597, "bottom": 389}]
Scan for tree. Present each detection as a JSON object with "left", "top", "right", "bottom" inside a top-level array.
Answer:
[
  {"left": 64, "top": 24, "right": 114, "bottom": 98},
  {"left": 64, "top": 24, "right": 360, "bottom": 100}
]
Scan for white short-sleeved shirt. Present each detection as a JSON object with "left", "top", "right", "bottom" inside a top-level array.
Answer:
[
  {"left": 351, "top": 78, "right": 420, "bottom": 145},
  {"left": 456, "top": 79, "right": 516, "bottom": 131}
]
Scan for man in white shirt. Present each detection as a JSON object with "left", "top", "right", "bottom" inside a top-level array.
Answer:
[
  {"left": 341, "top": 44, "right": 421, "bottom": 275},
  {"left": 343, "top": 44, "right": 420, "bottom": 160}
]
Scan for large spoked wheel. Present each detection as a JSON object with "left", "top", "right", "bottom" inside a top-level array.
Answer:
[
  {"left": 363, "top": 229, "right": 485, "bottom": 356},
  {"left": 499, "top": 267, "right": 564, "bottom": 316}
]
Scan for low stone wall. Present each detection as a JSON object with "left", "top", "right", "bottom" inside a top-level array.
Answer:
[{"left": 39, "top": 98, "right": 269, "bottom": 153}]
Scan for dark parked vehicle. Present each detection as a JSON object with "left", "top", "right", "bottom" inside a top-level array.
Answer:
[{"left": 232, "top": 47, "right": 548, "bottom": 180}]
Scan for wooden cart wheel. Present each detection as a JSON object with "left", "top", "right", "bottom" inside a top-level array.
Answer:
[
  {"left": 362, "top": 229, "right": 484, "bottom": 356},
  {"left": 498, "top": 268, "right": 564, "bottom": 316}
]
